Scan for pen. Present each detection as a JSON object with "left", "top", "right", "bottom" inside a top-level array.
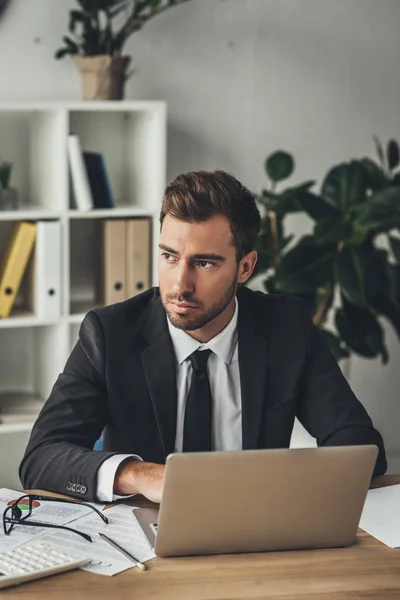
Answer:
[{"left": 99, "top": 532, "right": 146, "bottom": 571}]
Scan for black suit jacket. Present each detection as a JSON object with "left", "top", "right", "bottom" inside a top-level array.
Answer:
[{"left": 20, "top": 287, "right": 387, "bottom": 501}]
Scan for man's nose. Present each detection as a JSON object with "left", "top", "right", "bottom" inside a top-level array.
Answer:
[{"left": 173, "top": 263, "right": 195, "bottom": 297}]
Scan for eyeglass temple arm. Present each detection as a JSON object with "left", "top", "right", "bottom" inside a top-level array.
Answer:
[
  {"left": 5, "top": 519, "right": 93, "bottom": 543},
  {"left": 29, "top": 494, "right": 109, "bottom": 524}
]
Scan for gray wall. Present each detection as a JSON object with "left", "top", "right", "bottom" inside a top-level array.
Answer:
[{"left": 0, "top": 0, "right": 399, "bottom": 471}]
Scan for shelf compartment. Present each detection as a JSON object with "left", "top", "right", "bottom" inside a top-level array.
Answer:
[
  {"left": 69, "top": 107, "right": 165, "bottom": 212},
  {"left": 0, "top": 324, "right": 67, "bottom": 407},
  {"left": 0, "top": 109, "right": 68, "bottom": 212}
]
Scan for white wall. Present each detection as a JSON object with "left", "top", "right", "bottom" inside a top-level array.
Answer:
[{"left": 0, "top": 0, "right": 399, "bottom": 471}]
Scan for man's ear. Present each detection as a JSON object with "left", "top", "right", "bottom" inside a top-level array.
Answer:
[{"left": 238, "top": 251, "right": 258, "bottom": 283}]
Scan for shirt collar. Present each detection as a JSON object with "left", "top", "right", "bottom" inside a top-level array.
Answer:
[{"left": 167, "top": 297, "right": 238, "bottom": 365}]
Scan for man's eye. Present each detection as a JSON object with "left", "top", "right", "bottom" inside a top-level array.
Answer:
[
  {"left": 197, "top": 261, "right": 214, "bottom": 269},
  {"left": 162, "top": 252, "right": 174, "bottom": 261}
]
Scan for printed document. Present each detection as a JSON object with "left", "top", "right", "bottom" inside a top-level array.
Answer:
[
  {"left": 40, "top": 504, "right": 156, "bottom": 576},
  {"left": 359, "top": 484, "right": 400, "bottom": 547},
  {"left": 0, "top": 488, "right": 103, "bottom": 551}
]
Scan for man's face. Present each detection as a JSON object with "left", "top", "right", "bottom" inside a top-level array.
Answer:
[{"left": 158, "top": 214, "right": 256, "bottom": 341}]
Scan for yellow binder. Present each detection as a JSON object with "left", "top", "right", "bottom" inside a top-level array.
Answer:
[{"left": 0, "top": 221, "right": 37, "bottom": 318}]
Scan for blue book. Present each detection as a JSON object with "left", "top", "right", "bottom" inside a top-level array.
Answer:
[{"left": 83, "top": 152, "right": 115, "bottom": 209}]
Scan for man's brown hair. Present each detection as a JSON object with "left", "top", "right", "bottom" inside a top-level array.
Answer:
[{"left": 160, "top": 170, "right": 261, "bottom": 260}]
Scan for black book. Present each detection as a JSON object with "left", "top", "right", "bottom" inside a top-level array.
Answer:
[{"left": 83, "top": 152, "right": 115, "bottom": 209}]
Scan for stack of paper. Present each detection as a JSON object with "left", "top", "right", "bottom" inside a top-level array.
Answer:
[{"left": 359, "top": 484, "right": 400, "bottom": 548}]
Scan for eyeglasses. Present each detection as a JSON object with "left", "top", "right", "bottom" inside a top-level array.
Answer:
[{"left": 3, "top": 494, "right": 109, "bottom": 543}]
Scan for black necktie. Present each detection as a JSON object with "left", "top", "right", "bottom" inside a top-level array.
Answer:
[{"left": 182, "top": 349, "right": 212, "bottom": 452}]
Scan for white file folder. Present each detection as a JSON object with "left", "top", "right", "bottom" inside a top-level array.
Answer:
[{"left": 33, "top": 221, "right": 61, "bottom": 319}]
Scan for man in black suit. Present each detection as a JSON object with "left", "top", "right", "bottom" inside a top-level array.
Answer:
[{"left": 20, "top": 170, "right": 386, "bottom": 503}]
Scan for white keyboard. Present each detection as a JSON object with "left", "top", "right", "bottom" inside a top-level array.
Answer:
[{"left": 0, "top": 540, "right": 89, "bottom": 590}]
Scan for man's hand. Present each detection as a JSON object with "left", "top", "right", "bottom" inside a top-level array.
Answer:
[{"left": 114, "top": 460, "right": 165, "bottom": 503}]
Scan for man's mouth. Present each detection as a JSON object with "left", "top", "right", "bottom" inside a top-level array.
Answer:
[{"left": 170, "top": 302, "right": 199, "bottom": 315}]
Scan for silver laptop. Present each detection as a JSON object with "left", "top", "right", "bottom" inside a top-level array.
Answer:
[{"left": 134, "top": 445, "right": 378, "bottom": 557}]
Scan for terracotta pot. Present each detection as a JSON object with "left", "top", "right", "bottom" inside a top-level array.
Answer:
[{"left": 73, "top": 55, "right": 131, "bottom": 101}]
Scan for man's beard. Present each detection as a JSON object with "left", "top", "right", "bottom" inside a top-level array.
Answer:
[{"left": 161, "top": 277, "right": 237, "bottom": 332}]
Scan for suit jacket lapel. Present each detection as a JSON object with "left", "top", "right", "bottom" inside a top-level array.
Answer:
[
  {"left": 140, "top": 295, "right": 177, "bottom": 459},
  {"left": 237, "top": 288, "right": 269, "bottom": 450}
]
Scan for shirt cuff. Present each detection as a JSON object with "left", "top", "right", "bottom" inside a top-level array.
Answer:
[{"left": 95, "top": 454, "right": 143, "bottom": 502}]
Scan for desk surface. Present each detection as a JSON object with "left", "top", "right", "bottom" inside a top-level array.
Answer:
[{"left": 2, "top": 475, "right": 400, "bottom": 600}]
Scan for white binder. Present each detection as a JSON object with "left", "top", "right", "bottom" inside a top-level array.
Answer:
[
  {"left": 67, "top": 134, "right": 93, "bottom": 211},
  {"left": 33, "top": 221, "right": 61, "bottom": 319}
]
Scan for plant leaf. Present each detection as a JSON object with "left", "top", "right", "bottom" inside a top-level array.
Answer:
[
  {"left": 262, "top": 181, "right": 315, "bottom": 215},
  {"left": 265, "top": 190, "right": 302, "bottom": 215},
  {"left": 386, "top": 264, "right": 400, "bottom": 305},
  {"left": 54, "top": 48, "right": 72, "bottom": 59},
  {"left": 320, "top": 329, "right": 349, "bottom": 361},
  {"left": 274, "top": 240, "right": 334, "bottom": 293},
  {"left": 109, "top": 1, "right": 131, "bottom": 18},
  {"left": 360, "top": 158, "right": 388, "bottom": 191},
  {"left": 265, "top": 151, "right": 294, "bottom": 183},
  {"left": 321, "top": 162, "right": 366, "bottom": 214},
  {"left": 334, "top": 247, "right": 367, "bottom": 308},
  {"left": 393, "top": 172, "right": 400, "bottom": 185},
  {"left": 370, "top": 294, "right": 400, "bottom": 340},
  {"left": 298, "top": 191, "right": 340, "bottom": 220},
  {"left": 62, "top": 35, "right": 79, "bottom": 52},
  {"left": 363, "top": 247, "right": 390, "bottom": 305},
  {"left": 264, "top": 275, "right": 279, "bottom": 294},
  {"left": 389, "top": 235, "right": 400, "bottom": 264},
  {"left": 252, "top": 214, "right": 278, "bottom": 277},
  {"left": 335, "top": 303, "right": 388, "bottom": 363},
  {"left": 387, "top": 139, "right": 400, "bottom": 171},
  {"left": 68, "top": 9, "right": 85, "bottom": 33},
  {"left": 314, "top": 216, "right": 352, "bottom": 244},
  {"left": 354, "top": 186, "right": 400, "bottom": 233},
  {"left": 373, "top": 135, "right": 386, "bottom": 170}
]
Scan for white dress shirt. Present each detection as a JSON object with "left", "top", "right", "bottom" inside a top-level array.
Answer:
[{"left": 96, "top": 298, "right": 242, "bottom": 502}]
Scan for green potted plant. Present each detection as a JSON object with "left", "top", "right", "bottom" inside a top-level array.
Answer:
[
  {"left": 55, "top": 0, "right": 192, "bottom": 100},
  {"left": 252, "top": 138, "right": 400, "bottom": 363},
  {"left": 0, "top": 161, "right": 17, "bottom": 211}
]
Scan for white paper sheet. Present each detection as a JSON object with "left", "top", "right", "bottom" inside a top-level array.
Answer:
[
  {"left": 0, "top": 488, "right": 104, "bottom": 551},
  {"left": 40, "top": 504, "right": 156, "bottom": 576},
  {"left": 359, "top": 484, "right": 400, "bottom": 548},
  {"left": 0, "top": 518, "right": 48, "bottom": 551}
]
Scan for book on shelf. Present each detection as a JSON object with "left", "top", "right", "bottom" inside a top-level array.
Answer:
[
  {"left": 0, "top": 392, "right": 43, "bottom": 425},
  {"left": 0, "top": 221, "right": 37, "bottom": 318},
  {"left": 67, "top": 134, "right": 94, "bottom": 211},
  {"left": 83, "top": 152, "right": 115, "bottom": 209},
  {"left": 100, "top": 218, "right": 151, "bottom": 306}
]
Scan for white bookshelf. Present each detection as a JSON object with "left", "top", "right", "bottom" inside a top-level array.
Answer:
[{"left": 0, "top": 101, "right": 167, "bottom": 488}]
